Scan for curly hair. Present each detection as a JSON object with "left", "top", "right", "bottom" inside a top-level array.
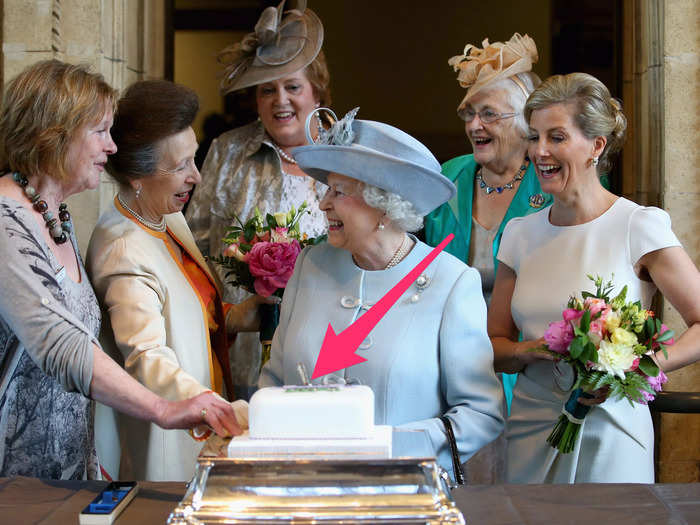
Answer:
[
  {"left": 362, "top": 184, "right": 424, "bottom": 232},
  {"left": 0, "top": 60, "right": 117, "bottom": 182}
]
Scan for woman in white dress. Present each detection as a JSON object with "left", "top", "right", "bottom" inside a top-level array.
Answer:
[{"left": 488, "top": 72, "right": 700, "bottom": 483}]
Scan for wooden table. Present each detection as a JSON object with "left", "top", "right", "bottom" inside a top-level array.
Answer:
[{"left": 1, "top": 476, "right": 698, "bottom": 524}]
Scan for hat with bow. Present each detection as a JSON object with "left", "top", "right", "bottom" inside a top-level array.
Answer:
[
  {"left": 218, "top": 0, "right": 323, "bottom": 93},
  {"left": 449, "top": 33, "right": 538, "bottom": 119}
]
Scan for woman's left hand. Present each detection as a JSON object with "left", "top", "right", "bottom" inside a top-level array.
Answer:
[
  {"left": 577, "top": 386, "right": 610, "bottom": 406},
  {"left": 226, "top": 294, "right": 281, "bottom": 333}
]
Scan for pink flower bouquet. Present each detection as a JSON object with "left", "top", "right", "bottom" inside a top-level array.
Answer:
[
  {"left": 533, "top": 275, "right": 674, "bottom": 453},
  {"left": 213, "top": 202, "right": 325, "bottom": 298},
  {"left": 212, "top": 203, "right": 326, "bottom": 370}
]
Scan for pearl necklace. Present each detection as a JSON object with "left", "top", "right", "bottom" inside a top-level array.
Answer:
[
  {"left": 272, "top": 143, "right": 297, "bottom": 164},
  {"left": 117, "top": 193, "right": 167, "bottom": 232},
  {"left": 12, "top": 172, "right": 72, "bottom": 244},
  {"left": 385, "top": 235, "right": 412, "bottom": 269},
  {"left": 476, "top": 158, "right": 529, "bottom": 195}
]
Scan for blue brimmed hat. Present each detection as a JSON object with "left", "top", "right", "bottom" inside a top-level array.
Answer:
[{"left": 292, "top": 107, "right": 455, "bottom": 215}]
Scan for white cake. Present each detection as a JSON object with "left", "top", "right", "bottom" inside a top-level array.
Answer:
[
  {"left": 227, "top": 384, "right": 392, "bottom": 459},
  {"left": 249, "top": 385, "right": 374, "bottom": 439}
]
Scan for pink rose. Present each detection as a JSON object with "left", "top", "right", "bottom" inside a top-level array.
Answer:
[
  {"left": 246, "top": 240, "right": 301, "bottom": 297},
  {"left": 584, "top": 297, "right": 608, "bottom": 316},
  {"left": 544, "top": 320, "right": 574, "bottom": 353},
  {"left": 587, "top": 319, "right": 604, "bottom": 345},
  {"left": 599, "top": 306, "right": 613, "bottom": 321},
  {"left": 562, "top": 308, "right": 585, "bottom": 322}
]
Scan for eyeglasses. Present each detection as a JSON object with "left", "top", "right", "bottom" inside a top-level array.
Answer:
[{"left": 463, "top": 109, "right": 519, "bottom": 124}]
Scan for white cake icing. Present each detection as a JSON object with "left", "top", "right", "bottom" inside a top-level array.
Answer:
[{"left": 248, "top": 385, "right": 375, "bottom": 439}]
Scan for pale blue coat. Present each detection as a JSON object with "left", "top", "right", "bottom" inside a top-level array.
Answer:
[{"left": 259, "top": 237, "right": 504, "bottom": 473}]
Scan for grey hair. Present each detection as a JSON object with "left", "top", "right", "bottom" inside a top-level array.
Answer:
[
  {"left": 524, "top": 72, "right": 627, "bottom": 173},
  {"left": 485, "top": 71, "right": 541, "bottom": 136},
  {"left": 361, "top": 184, "right": 424, "bottom": 232}
]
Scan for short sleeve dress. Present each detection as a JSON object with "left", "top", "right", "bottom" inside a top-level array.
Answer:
[{"left": 497, "top": 197, "right": 680, "bottom": 483}]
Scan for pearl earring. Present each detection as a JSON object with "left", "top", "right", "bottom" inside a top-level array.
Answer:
[
  {"left": 377, "top": 222, "right": 385, "bottom": 231},
  {"left": 592, "top": 157, "right": 599, "bottom": 167},
  {"left": 135, "top": 187, "right": 141, "bottom": 199}
]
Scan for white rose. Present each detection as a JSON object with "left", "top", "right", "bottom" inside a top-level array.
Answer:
[{"left": 593, "top": 339, "right": 636, "bottom": 379}]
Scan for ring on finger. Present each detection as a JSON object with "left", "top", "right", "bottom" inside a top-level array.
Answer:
[{"left": 201, "top": 408, "right": 207, "bottom": 419}]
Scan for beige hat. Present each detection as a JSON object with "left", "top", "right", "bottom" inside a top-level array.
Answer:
[
  {"left": 218, "top": 0, "right": 323, "bottom": 94},
  {"left": 449, "top": 33, "right": 538, "bottom": 119}
]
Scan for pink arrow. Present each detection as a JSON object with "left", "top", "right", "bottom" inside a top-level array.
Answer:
[{"left": 311, "top": 234, "right": 454, "bottom": 379}]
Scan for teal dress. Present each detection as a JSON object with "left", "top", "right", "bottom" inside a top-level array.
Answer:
[{"left": 424, "top": 154, "right": 552, "bottom": 413}]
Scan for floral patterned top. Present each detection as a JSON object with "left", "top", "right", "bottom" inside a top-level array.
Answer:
[{"left": 0, "top": 197, "right": 100, "bottom": 479}]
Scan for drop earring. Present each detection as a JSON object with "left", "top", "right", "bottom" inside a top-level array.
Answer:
[
  {"left": 592, "top": 156, "right": 599, "bottom": 167},
  {"left": 377, "top": 221, "right": 385, "bottom": 231},
  {"left": 135, "top": 187, "right": 141, "bottom": 199}
]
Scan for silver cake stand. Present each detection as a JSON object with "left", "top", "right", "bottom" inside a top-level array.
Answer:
[{"left": 167, "top": 431, "right": 465, "bottom": 524}]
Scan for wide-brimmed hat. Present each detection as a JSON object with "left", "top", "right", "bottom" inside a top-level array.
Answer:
[
  {"left": 292, "top": 108, "right": 456, "bottom": 216},
  {"left": 449, "top": 32, "right": 538, "bottom": 119},
  {"left": 218, "top": 0, "right": 323, "bottom": 94}
]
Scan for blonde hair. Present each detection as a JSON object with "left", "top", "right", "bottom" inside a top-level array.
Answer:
[
  {"left": 524, "top": 72, "right": 626, "bottom": 173},
  {"left": 0, "top": 60, "right": 118, "bottom": 182}
]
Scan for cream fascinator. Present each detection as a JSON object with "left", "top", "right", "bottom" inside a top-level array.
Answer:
[
  {"left": 449, "top": 33, "right": 538, "bottom": 118},
  {"left": 218, "top": 0, "right": 323, "bottom": 94}
]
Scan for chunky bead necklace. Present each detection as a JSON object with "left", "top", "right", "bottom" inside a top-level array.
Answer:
[
  {"left": 385, "top": 234, "right": 412, "bottom": 269},
  {"left": 117, "top": 193, "right": 167, "bottom": 232},
  {"left": 475, "top": 158, "right": 529, "bottom": 195},
  {"left": 272, "top": 142, "right": 297, "bottom": 164},
  {"left": 12, "top": 172, "right": 71, "bottom": 244}
]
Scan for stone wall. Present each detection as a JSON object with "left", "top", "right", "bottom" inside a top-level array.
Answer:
[
  {"left": 0, "top": 0, "right": 166, "bottom": 253},
  {"left": 658, "top": 0, "right": 700, "bottom": 483},
  {"left": 622, "top": 0, "right": 700, "bottom": 484}
]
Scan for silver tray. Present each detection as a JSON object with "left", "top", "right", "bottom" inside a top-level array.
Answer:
[{"left": 167, "top": 456, "right": 465, "bottom": 524}]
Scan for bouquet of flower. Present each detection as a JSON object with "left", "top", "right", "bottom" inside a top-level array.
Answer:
[
  {"left": 211, "top": 202, "right": 326, "bottom": 369},
  {"left": 533, "top": 275, "right": 674, "bottom": 453}
]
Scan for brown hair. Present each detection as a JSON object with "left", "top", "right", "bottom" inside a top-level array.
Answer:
[
  {"left": 107, "top": 80, "right": 199, "bottom": 185},
  {"left": 0, "top": 60, "right": 117, "bottom": 181},
  {"left": 305, "top": 50, "right": 331, "bottom": 107},
  {"left": 524, "top": 73, "right": 627, "bottom": 173}
]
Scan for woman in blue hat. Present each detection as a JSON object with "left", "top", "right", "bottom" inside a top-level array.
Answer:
[{"left": 259, "top": 108, "right": 504, "bottom": 480}]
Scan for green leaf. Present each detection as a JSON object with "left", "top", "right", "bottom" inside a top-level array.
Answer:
[
  {"left": 243, "top": 223, "right": 256, "bottom": 241},
  {"left": 582, "top": 341, "right": 596, "bottom": 363},
  {"left": 580, "top": 310, "right": 591, "bottom": 333},
  {"left": 266, "top": 213, "right": 277, "bottom": 229},
  {"left": 569, "top": 338, "right": 584, "bottom": 360},
  {"left": 582, "top": 291, "right": 595, "bottom": 299},
  {"left": 638, "top": 355, "right": 659, "bottom": 377},
  {"left": 644, "top": 318, "right": 655, "bottom": 340},
  {"left": 656, "top": 329, "right": 675, "bottom": 343}
]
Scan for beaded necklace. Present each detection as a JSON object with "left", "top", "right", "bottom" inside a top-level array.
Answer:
[
  {"left": 475, "top": 158, "right": 530, "bottom": 195},
  {"left": 12, "top": 172, "right": 71, "bottom": 244}
]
